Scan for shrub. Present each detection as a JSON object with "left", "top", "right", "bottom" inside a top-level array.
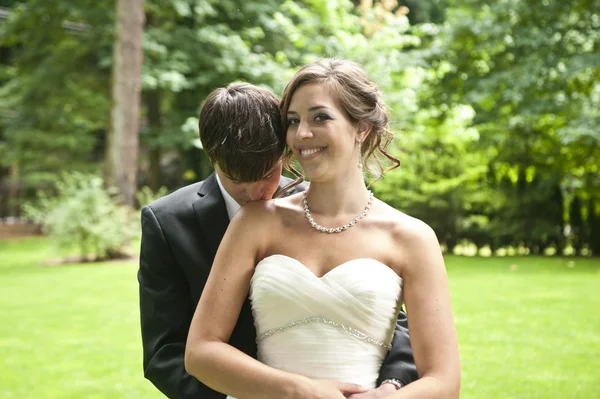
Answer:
[{"left": 23, "top": 172, "right": 134, "bottom": 260}]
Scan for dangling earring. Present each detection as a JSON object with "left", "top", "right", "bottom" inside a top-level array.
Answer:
[{"left": 357, "top": 137, "right": 363, "bottom": 169}]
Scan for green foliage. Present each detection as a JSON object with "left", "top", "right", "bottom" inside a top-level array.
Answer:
[
  {"left": 22, "top": 172, "right": 133, "bottom": 260},
  {"left": 138, "top": 0, "right": 422, "bottom": 187},
  {"left": 0, "top": 0, "right": 112, "bottom": 189},
  {"left": 135, "top": 185, "right": 169, "bottom": 208},
  {"left": 375, "top": 99, "right": 491, "bottom": 251},
  {"left": 434, "top": 0, "right": 600, "bottom": 182},
  {"left": 1, "top": 0, "right": 599, "bottom": 254},
  {"left": 378, "top": 0, "right": 600, "bottom": 254},
  {"left": 400, "top": 0, "right": 448, "bottom": 24}
]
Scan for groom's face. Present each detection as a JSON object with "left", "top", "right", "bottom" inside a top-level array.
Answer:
[{"left": 215, "top": 161, "right": 283, "bottom": 206}]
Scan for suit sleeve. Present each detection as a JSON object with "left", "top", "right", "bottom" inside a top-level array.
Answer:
[
  {"left": 377, "top": 309, "right": 418, "bottom": 386},
  {"left": 138, "top": 205, "right": 215, "bottom": 398}
]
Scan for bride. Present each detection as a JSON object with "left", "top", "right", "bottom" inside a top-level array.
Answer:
[{"left": 185, "top": 59, "right": 460, "bottom": 399}]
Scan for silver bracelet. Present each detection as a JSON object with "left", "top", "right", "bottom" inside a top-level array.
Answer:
[{"left": 381, "top": 378, "right": 403, "bottom": 390}]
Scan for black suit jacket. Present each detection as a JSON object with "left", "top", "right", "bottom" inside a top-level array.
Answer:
[{"left": 138, "top": 173, "right": 417, "bottom": 398}]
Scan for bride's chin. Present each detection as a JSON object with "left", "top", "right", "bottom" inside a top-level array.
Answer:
[{"left": 303, "top": 170, "right": 330, "bottom": 183}]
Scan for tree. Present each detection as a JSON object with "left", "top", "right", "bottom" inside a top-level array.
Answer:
[
  {"left": 105, "top": 0, "right": 145, "bottom": 207},
  {"left": 0, "top": 0, "right": 114, "bottom": 216},
  {"left": 419, "top": 0, "right": 600, "bottom": 253}
]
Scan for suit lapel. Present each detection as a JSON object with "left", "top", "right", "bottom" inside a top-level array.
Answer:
[{"left": 192, "top": 173, "right": 229, "bottom": 260}]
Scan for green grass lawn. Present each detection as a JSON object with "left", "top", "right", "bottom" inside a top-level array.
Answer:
[
  {"left": 1, "top": 237, "right": 599, "bottom": 398},
  {"left": 446, "top": 256, "right": 600, "bottom": 399},
  {"left": 0, "top": 237, "right": 162, "bottom": 399}
]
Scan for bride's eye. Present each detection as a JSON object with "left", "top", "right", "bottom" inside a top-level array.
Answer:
[
  {"left": 314, "top": 113, "right": 331, "bottom": 122},
  {"left": 287, "top": 117, "right": 300, "bottom": 126}
]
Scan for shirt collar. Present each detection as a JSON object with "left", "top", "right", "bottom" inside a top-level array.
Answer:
[{"left": 215, "top": 173, "right": 241, "bottom": 220}]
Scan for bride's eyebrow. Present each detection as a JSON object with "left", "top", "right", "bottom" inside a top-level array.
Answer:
[
  {"left": 287, "top": 106, "right": 333, "bottom": 114},
  {"left": 308, "top": 105, "right": 333, "bottom": 112}
]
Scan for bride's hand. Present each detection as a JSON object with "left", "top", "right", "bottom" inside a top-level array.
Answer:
[
  {"left": 302, "top": 379, "right": 367, "bottom": 399},
  {"left": 346, "top": 383, "right": 397, "bottom": 399}
]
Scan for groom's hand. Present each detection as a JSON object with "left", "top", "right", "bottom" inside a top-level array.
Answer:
[{"left": 345, "top": 383, "right": 396, "bottom": 399}]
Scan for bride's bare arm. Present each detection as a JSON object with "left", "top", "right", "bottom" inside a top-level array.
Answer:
[
  {"left": 184, "top": 202, "right": 364, "bottom": 399},
  {"left": 389, "top": 220, "right": 460, "bottom": 399},
  {"left": 184, "top": 202, "right": 297, "bottom": 397}
]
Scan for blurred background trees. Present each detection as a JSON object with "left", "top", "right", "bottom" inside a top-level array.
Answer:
[{"left": 1, "top": 0, "right": 598, "bottom": 256}]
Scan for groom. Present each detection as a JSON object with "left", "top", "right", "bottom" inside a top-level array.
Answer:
[{"left": 138, "top": 82, "right": 417, "bottom": 399}]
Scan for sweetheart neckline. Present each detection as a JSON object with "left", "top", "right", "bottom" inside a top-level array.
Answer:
[{"left": 255, "top": 254, "right": 401, "bottom": 281}]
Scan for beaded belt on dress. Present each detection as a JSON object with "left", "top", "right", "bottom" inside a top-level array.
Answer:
[{"left": 256, "top": 316, "right": 392, "bottom": 350}]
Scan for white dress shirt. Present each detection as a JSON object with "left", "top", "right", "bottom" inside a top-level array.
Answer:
[{"left": 215, "top": 174, "right": 241, "bottom": 220}]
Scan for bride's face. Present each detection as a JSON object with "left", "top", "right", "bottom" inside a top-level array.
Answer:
[{"left": 285, "top": 83, "right": 359, "bottom": 181}]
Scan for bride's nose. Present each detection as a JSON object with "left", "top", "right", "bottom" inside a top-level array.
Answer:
[{"left": 295, "top": 119, "right": 313, "bottom": 140}]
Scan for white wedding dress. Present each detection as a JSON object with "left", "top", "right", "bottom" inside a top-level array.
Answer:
[{"left": 227, "top": 254, "right": 403, "bottom": 397}]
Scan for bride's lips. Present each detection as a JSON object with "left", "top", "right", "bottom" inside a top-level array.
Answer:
[{"left": 297, "top": 146, "right": 327, "bottom": 160}]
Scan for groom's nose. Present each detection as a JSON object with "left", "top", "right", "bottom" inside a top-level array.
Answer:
[{"left": 247, "top": 182, "right": 268, "bottom": 201}]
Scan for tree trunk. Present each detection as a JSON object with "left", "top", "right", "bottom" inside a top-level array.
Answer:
[
  {"left": 145, "top": 90, "right": 162, "bottom": 191},
  {"left": 570, "top": 196, "right": 584, "bottom": 256},
  {"left": 105, "top": 0, "right": 145, "bottom": 207},
  {"left": 8, "top": 163, "right": 19, "bottom": 217},
  {"left": 589, "top": 198, "right": 600, "bottom": 257}
]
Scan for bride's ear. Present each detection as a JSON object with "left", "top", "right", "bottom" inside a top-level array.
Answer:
[{"left": 357, "top": 121, "right": 373, "bottom": 142}]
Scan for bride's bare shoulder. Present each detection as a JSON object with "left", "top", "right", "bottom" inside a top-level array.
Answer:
[
  {"left": 273, "top": 192, "right": 303, "bottom": 210},
  {"left": 375, "top": 199, "right": 440, "bottom": 253},
  {"left": 232, "top": 193, "right": 303, "bottom": 226},
  {"left": 376, "top": 202, "right": 444, "bottom": 276}
]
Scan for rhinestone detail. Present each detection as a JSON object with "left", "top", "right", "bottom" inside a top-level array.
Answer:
[
  {"left": 303, "top": 190, "right": 374, "bottom": 234},
  {"left": 256, "top": 316, "right": 392, "bottom": 350}
]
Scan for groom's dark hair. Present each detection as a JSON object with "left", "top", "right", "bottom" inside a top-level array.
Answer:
[{"left": 199, "top": 82, "right": 285, "bottom": 182}]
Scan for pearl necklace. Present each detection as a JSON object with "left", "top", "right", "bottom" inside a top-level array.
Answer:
[{"left": 303, "top": 190, "right": 374, "bottom": 234}]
